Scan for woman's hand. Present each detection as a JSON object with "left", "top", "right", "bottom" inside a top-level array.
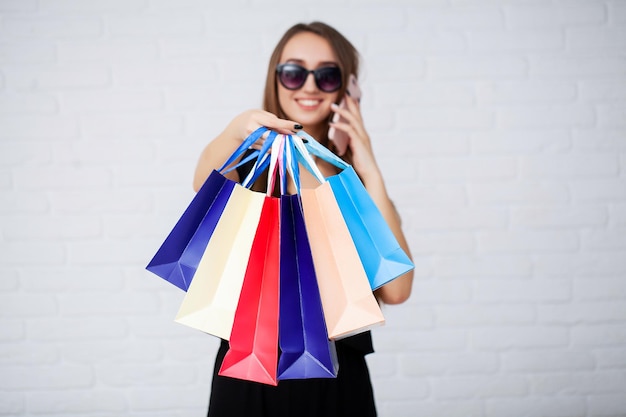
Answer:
[
  {"left": 329, "top": 96, "right": 380, "bottom": 183},
  {"left": 193, "top": 110, "right": 301, "bottom": 191},
  {"left": 227, "top": 109, "right": 302, "bottom": 150}
]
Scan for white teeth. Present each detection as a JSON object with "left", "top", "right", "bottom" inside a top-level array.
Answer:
[{"left": 298, "top": 99, "right": 319, "bottom": 106}]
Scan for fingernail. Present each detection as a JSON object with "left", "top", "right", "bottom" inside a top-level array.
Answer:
[
  {"left": 331, "top": 103, "right": 339, "bottom": 110},
  {"left": 294, "top": 124, "right": 303, "bottom": 130},
  {"left": 302, "top": 139, "right": 308, "bottom": 143}
]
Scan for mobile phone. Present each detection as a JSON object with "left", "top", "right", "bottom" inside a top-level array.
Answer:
[{"left": 328, "top": 74, "right": 362, "bottom": 156}]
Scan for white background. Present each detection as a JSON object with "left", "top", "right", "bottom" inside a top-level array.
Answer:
[{"left": 1, "top": 0, "right": 625, "bottom": 416}]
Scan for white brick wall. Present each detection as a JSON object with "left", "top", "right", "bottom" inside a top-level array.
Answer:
[{"left": 1, "top": 1, "right": 625, "bottom": 416}]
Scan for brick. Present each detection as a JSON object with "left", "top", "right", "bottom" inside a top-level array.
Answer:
[
  {"left": 0, "top": 191, "right": 49, "bottom": 213},
  {"left": 594, "top": 347, "right": 626, "bottom": 369},
  {"left": 472, "top": 326, "right": 569, "bottom": 349},
  {"left": 61, "top": 90, "right": 163, "bottom": 113},
  {"left": 531, "top": 56, "right": 626, "bottom": 77},
  {"left": 486, "top": 397, "right": 587, "bottom": 417},
  {"left": 1, "top": 215, "right": 101, "bottom": 241},
  {"left": 2, "top": 64, "right": 111, "bottom": 90},
  {"left": 579, "top": 80, "right": 626, "bottom": 101},
  {"left": 113, "top": 62, "right": 218, "bottom": 86},
  {"left": 403, "top": 351, "right": 499, "bottom": 376},
  {"left": 0, "top": 294, "right": 57, "bottom": 317},
  {"left": 375, "top": 328, "right": 468, "bottom": 352},
  {"left": 163, "top": 337, "right": 219, "bottom": 363},
  {"left": 68, "top": 240, "right": 155, "bottom": 265},
  {"left": 573, "top": 129, "right": 626, "bottom": 151},
  {"left": 20, "top": 266, "right": 125, "bottom": 292},
  {"left": 373, "top": 375, "right": 429, "bottom": 400},
  {"left": 13, "top": 166, "right": 112, "bottom": 189},
  {"left": 57, "top": 40, "right": 158, "bottom": 62},
  {"left": 0, "top": 92, "right": 58, "bottom": 114},
  {"left": 1, "top": 16, "right": 103, "bottom": 38},
  {"left": 391, "top": 184, "right": 467, "bottom": 208},
  {"left": 504, "top": 3, "right": 606, "bottom": 28},
  {"left": 428, "top": 56, "right": 528, "bottom": 78},
  {"left": 588, "top": 394, "right": 626, "bottom": 416},
  {"left": 418, "top": 157, "right": 517, "bottom": 182},
  {"left": 436, "top": 304, "right": 535, "bottom": 326},
  {"left": 0, "top": 269, "right": 18, "bottom": 291},
  {"left": 386, "top": 400, "right": 484, "bottom": 417},
  {"left": 412, "top": 231, "right": 476, "bottom": 254},
  {"left": 611, "top": 0, "right": 626, "bottom": 23},
  {"left": 511, "top": 206, "right": 607, "bottom": 228},
  {"left": 1, "top": 141, "right": 54, "bottom": 171},
  {"left": 26, "top": 390, "right": 128, "bottom": 414},
  {"left": 503, "top": 350, "right": 595, "bottom": 372},
  {"left": 570, "top": 179, "right": 626, "bottom": 202},
  {"left": 469, "top": 182, "right": 570, "bottom": 206},
  {"left": 108, "top": 13, "right": 205, "bottom": 37},
  {"left": 369, "top": 31, "right": 467, "bottom": 54},
  {"left": 98, "top": 363, "right": 197, "bottom": 388},
  {"left": 0, "top": 319, "right": 24, "bottom": 341},
  {"left": 27, "top": 317, "right": 128, "bottom": 341},
  {"left": 366, "top": 54, "right": 426, "bottom": 82},
  {"left": 498, "top": 104, "right": 595, "bottom": 128},
  {"left": 0, "top": 243, "right": 65, "bottom": 265},
  {"left": 129, "top": 386, "right": 209, "bottom": 410},
  {"left": 610, "top": 203, "right": 626, "bottom": 227},
  {"left": 479, "top": 230, "right": 579, "bottom": 252},
  {"left": 521, "top": 154, "right": 618, "bottom": 178},
  {"left": 0, "top": 42, "right": 55, "bottom": 64},
  {"left": 477, "top": 81, "right": 576, "bottom": 104},
  {"left": 59, "top": 292, "right": 159, "bottom": 316},
  {"left": 473, "top": 278, "right": 571, "bottom": 302},
  {"left": 0, "top": 341, "right": 59, "bottom": 366},
  {"left": 470, "top": 29, "right": 563, "bottom": 51},
  {"left": 410, "top": 279, "right": 472, "bottom": 304},
  {"left": 80, "top": 113, "right": 183, "bottom": 136},
  {"left": 574, "top": 277, "right": 626, "bottom": 301},
  {"left": 0, "top": 392, "right": 24, "bottom": 415},
  {"left": 376, "top": 82, "right": 475, "bottom": 106},
  {"left": 39, "top": 0, "right": 148, "bottom": 12},
  {"left": 598, "top": 103, "right": 626, "bottom": 127},
  {"left": 533, "top": 253, "right": 626, "bottom": 277},
  {"left": 567, "top": 27, "right": 626, "bottom": 50},
  {"left": 411, "top": 207, "right": 508, "bottom": 230},
  {"left": 408, "top": 6, "right": 504, "bottom": 28},
  {"left": 582, "top": 229, "right": 626, "bottom": 251},
  {"left": 571, "top": 324, "right": 626, "bottom": 346},
  {"left": 114, "top": 162, "right": 191, "bottom": 187},
  {"left": 431, "top": 375, "right": 528, "bottom": 399},
  {"left": 63, "top": 340, "right": 162, "bottom": 364},
  {"left": 0, "top": 364, "right": 93, "bottom": 389},
  {"left": 0, "top": 115, "right": 78, "bottom": 139},
  {"left": 471, "top": 130, "right": 571, "bottom": 154},
  {"left": 532, "top": 370, "right": 626, "bottom": 395},
  {"left": 0, "top": 0, "right": 37, "bottom": 11},
  {"left": 434, "top": 254, "right": 532, "bottom": 277},
  {"left": 49, "top": 190, "right": 153, "bottom": 214}
]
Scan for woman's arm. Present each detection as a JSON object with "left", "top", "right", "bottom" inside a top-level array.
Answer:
[{"left": 329, "top": 98, "right": 414, "bottom": 305}]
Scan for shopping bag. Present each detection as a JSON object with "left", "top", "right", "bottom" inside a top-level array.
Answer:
[
  {"left": 218, "top": 196, "right": 281, "bottom": 385},
  {"left": 173, "top": 128, "right": 274, "bottom": 340},
  {"left": 296, "top": 131, "right": 414, "bottom": 290},
  {"left": 277, "top": 192, "right": 338, "bottom": 379},
  {"left": 146, "top": 127, "right": 268, "bottom": 290}
]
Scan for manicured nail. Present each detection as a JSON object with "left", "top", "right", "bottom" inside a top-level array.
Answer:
[{"left": 294, "top": 124, "right": 303, "bottom": 130}]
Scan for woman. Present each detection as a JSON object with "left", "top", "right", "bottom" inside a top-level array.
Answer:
[{"left": 195, "top": 22, "right": 414, "bottom": 417}]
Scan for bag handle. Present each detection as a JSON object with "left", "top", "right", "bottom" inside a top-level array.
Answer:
[
  {"left": 296, "top": 130, "right": 349, "bottom": 171},
  {"left": 217, "top": 126, "right": 268, "bottom": 173}
]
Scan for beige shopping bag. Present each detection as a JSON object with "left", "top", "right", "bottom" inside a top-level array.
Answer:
[
  {"left": 300, "top": 183, "right": 385, "bottom": 340},
  {"left": 175, "top": 183, "right": 266, "bottom": 340}
]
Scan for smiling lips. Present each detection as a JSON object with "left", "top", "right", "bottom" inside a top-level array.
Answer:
[{"left": 296, "top": 98, "right": 323, "bottom": 109}]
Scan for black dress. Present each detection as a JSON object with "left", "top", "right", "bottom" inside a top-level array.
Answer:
[
  {"left": 207, "top": 152, "right": 378, "bottom": 416},
  {"left": 207, "top": 333, "right": 377, "bottom": 417}
]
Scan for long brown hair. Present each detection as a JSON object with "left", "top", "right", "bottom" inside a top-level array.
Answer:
[{"left": 263, "top": 22, "right": 359, "bottom": 140}]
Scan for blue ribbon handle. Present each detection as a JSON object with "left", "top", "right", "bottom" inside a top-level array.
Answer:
[{"left": 217, "top": 126, "right": 268, "bottom": 173}]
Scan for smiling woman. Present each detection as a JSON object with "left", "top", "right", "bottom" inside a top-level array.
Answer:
[{"left": 193, "top": 21, "right": 414, "bottom": 417}]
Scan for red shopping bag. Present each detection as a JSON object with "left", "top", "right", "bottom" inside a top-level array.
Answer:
[{"left": 218, "top": 196, "right": 281, "bottom": 385}]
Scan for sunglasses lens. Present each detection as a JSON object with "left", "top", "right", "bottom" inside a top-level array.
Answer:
[
  {"left": 315, "top": 67, "right": 342, "bottom": 92},
  {"left": 278, "top": 65, "right": 307, "bottom": 90}
]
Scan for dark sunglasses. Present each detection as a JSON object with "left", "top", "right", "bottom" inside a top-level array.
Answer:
[{"left": 276, "top": 63, "right": 342, "bottom": 93}]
